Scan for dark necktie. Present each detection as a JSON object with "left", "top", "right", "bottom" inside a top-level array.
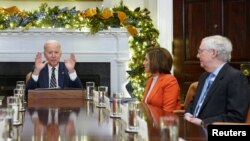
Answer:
[
  {"left": 50, "top": 67, "right": 57, "bottom": 88},
  {"left": 193, "top": 73, "right": 215, "bottom": 117}
]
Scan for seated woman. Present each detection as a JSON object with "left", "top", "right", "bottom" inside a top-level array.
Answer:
[{"left": 142, "top": 47, "right": 182, "bottom": 112}]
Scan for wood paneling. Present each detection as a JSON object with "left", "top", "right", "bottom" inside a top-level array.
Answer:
[{"left": 173, "top": 0, "right": 250, "bottom": 101}]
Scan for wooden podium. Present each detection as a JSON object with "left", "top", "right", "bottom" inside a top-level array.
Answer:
[{"left": 28, "top": 89, "right": 86, "bottom": 107}]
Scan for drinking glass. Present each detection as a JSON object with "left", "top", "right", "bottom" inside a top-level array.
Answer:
[
  {"left": 0, "top": 108, "right": 13, "bottom": 141},
  {"left": 85, "top": 82, "right": 95, "bottom": 100},
  {"left": 13, "top": 88, "right": 25, "bottom": 112},
  {"left": 160, "top": 114, "right": 179, "bottom": 141},
  {"left": 96, "top": 86, "right": 108, "bottom": 108},
  {"left": 110, "top": 93, "right": 122, "bottom": 118},
  {"left": 16, "top": 81, "right": 25, "bottom": 86},
  {"left": 7, "top": 96, "right": 22, "bottom": 125},
  {"left": 16, "top": 81, "right": 26, "bottom": 103},
  {"left": 126, "top": 100, "right": 140, "bottom": 133}
]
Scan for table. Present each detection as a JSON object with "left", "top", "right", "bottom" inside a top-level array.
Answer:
[{"left": 1, "top": 92, "right": 207, "bottom": 141}]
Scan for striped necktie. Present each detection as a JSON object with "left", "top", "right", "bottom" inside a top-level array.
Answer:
[{"left": 50, "top": 67, "right": 57, "bottom": 88}]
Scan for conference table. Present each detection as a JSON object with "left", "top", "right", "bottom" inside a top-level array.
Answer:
[{"left": 0, "top": 89, "right": 207, "bottom": 141}]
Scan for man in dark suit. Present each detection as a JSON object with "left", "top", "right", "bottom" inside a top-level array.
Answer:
[
  {"left": 26, "top": 40, "right": 83, "bottom": 91},
  {"left": 185, "top": 35, "right": 250, "bottom": 127}
]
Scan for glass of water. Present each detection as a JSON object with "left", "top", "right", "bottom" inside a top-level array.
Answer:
[
  {"left": 85, "top": 82, "right": 95, "bottom": 100},
  {"left": 7, "top": 96, "right": 22, "bottom": 126}
]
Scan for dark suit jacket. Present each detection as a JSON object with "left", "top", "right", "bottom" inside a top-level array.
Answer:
[
  {"left": 187, "top": 63, "right": 250, "bottom": 125},
  {"left": 26, "top": 62, "right": 83, "bottom": 90}
]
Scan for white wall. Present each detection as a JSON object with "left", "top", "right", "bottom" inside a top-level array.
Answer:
[
  {"left": 0, "top": 0, "right": 144, "bottom": 11},
  {"left": 1, "top": 0, "right": 172, "bottom": 53}
]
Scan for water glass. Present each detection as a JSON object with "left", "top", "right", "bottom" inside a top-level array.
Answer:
[
  {"left": 110, "top": 93, "right": 122, "bottom": 118},
  {"left": 96, "top": 86, "right": 108, "bottom": 108},
  {"left": 7, "top": 96, "right": 22, "bottom": 125},
  {"left": 85, "top": 82, "right": 95, "bottom": 100},
  {"left": 13, "top": 89, "right": 25, "bottom": 112},
  {"left": 16, "top": 81, "right": 25, "bottom": 85},
  {"left": 0, "top": 108, "right": 13, "bottom": 141},
  {"left": 160, "top": 114, "right": 179, "bottom": 141},
  {"left": 126, "top": 100, "right": 140, "bottom": 132},
  {"left": 16, "top": 81, "right": 26, "bottom": 103},
  {"left": 16, "top": 84, "right": 25, "bottom": 90}
]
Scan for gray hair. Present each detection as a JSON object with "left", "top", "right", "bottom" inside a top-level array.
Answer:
[
  {"left": 44, "top": 40, "right": 61, "bottom": 51},
  {"left": 202, "top": 35, "right": 232, "bottom": 62}
]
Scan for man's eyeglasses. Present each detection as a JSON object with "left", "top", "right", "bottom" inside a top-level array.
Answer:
[{"left": 197, "top": 48, "right": 209, "bottom": 54}]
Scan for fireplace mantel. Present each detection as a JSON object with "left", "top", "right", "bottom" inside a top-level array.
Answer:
[{"left": 0, "top": 28, "right": 130, "bottom": 94}]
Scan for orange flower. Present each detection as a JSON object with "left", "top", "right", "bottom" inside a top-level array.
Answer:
[
  {"left": 126, "top": 25, "right": 138, "bottom": 36},
  {"left": 117, "top": 11, "right": 127, "bottom": 24},
  {"left": 0, "top": 7, "right": 5, "bottom": 14},
  {"left": 80, "top": 8, "right": 97, "bottom": 17},
  {"left": 4, "top": 6, "right": 21, "bottom": 15},
  {"left": 100, "top": 8, "right": 113, "bottom": 19}
]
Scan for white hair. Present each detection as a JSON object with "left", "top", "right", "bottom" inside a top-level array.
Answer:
[
  {"left": 44, "top": 40, "right": 61, "bottom": 50},
  {"left": 202, "top": 35, "right": 232, "bottom": 62}
]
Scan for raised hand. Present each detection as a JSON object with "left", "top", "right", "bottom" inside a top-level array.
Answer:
[
  {"left": 65, "top": 53, "right": 76, "bottom": 73},
  {"left": 33, "top": 52, "right": 48, "bottom": 75}
]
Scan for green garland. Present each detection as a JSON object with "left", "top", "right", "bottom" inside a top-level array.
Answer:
[{"left": 0, "top": 2, "right": 159, "bottom": 100}]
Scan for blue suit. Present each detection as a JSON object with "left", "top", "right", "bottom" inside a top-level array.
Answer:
[
  {"left": 26, "top": 62, "right": 83, "bottom": 90},
  {"left": 186, "top": 63, "right": 250, "bottom": 125}
]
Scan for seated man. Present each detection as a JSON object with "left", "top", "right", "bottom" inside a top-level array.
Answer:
[
  {"left": 26, "top": 40, "right": 83, "bottom": 95},
  {"left": 185, "top": 35, "right": 250, "bottom": 127}
]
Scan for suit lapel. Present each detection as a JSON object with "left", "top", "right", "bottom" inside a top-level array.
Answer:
[
  {"left": 142, "top": 77, "right": 153, "bottom": 102},
  {"left": 43, "top": 66, "right": 49, "bottom": 88},
  {"left": 200, "top": 63, "right": 229, "bottom": 111},
  {"left": 58, "top": 63, "right": 65, "bottom": 88},
  {"left": 146, "top": 74, "right": 163, "bottom": 103}
]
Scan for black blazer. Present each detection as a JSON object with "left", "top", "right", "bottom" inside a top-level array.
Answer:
[
  {"left": 187, "top": 63, "right": 250, "bottom": 125},
  {"left": 26, "top": 62, "right": 83, "bottom": 90}
]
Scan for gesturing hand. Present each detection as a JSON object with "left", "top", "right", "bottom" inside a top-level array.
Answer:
[
  {"left": 33, "top": 52, "right": 48, "bottom": 75},
  {"left": 65, "top": 53, "right": 76, "bottom": 73}
]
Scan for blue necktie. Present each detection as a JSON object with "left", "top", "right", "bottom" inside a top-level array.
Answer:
[{"left": 193, "top": 73, "right": 215, "bottom": 117}]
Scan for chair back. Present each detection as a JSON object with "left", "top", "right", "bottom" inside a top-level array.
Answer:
[
  {"left": 26, "top": 72, "right": 32, "bottom": 83},
  {"left": 184, "top": 81, "right": 198, "bottom": 110},
  {"left": 172, "top": 81, "right": 198, "bottom": 114}
]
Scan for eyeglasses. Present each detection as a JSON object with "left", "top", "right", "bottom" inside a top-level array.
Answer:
[{"left": 197, "top": 48, "right": 209, "bottom": 54}]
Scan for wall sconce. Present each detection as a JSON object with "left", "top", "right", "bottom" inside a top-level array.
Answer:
[{"left": 240, "top": 63, "right": 250, "bottom": 76}]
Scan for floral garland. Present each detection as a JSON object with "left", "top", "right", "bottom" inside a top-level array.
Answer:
[{"left": 0, "top": 2, "right": 159, "bottom": 100}]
